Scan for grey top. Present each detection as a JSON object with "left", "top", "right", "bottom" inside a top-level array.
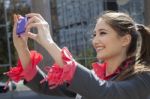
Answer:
[{"left": 24, "top": 64, "right": 150, "bottom": 99}]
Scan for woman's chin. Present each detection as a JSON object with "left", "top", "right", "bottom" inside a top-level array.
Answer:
[{"left": 97, "top": 55, "right": 105, "bottom": 61}]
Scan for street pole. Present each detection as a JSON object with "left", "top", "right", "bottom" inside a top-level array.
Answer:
[{"left": 4, "top": 2, "right": 13, "bottom": 99}]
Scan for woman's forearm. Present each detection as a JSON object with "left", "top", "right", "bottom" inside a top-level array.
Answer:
[
  {"left": 44, "top": 42, "right": 64, "bottom": 67},
  {"left": 17, "top": 47, "right": 31, "bottom": 69}
]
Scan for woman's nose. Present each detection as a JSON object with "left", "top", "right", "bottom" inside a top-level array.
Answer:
[{"left": 92, "top": 36, "right": 100, "bottom": 45}]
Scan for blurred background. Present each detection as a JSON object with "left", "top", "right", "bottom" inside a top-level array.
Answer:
[{"left": 0, "top": 0, "right": 150, "bottom": 99}]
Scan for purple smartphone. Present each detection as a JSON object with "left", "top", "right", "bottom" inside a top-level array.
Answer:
[{"left": 16, "top": 16, "right": 28, "bottom": 36}]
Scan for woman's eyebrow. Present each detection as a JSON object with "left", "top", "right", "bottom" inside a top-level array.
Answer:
[
  {"left": 98, "top": 29, "right": 108, "bottom": 32},
  {"left": 93, "top": 29, "right": 108, "bottom": 33}
]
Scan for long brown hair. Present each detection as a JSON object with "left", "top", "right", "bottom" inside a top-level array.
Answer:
[{"left": 99, "top": 11, "right": 150, "bottom": 80}]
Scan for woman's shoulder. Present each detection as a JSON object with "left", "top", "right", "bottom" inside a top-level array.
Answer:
[
  {"left": 125, "top": 71, "right": 150, "bottom": 85},
  {"left": 127, "top": 64, "right": 150, "bottom": 81},
  {"left": 136, "top": 72, "right": 150, "bottom": 80}
]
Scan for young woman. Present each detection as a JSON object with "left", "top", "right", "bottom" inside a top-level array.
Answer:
[{"left": 5, "top": 12, "right": 150, "bottom": 99}]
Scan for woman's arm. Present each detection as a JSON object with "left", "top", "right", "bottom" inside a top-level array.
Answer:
[
  {"left": 25, "top": 13, "right": 64, "bottom": 67},
  {"left": 68, "top": 64, "right": 150, "bottom": 99},
  {"left": 12, "top": 14, "right": 31, "bottom": 69},
  {"left": 10, "top": 14, "right": 76, "bottom": 97},
  {"left": 24, "top": 67, "right": 76, "bottom": 97}
]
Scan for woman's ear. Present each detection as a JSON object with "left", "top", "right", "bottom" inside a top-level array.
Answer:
[{"left": 121, "top": 34, "right": 131, "bottom": 47}]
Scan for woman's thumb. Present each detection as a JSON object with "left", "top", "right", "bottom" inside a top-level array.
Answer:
[{"left": 27, "top": 32, "right": 38, "bottom": 41}]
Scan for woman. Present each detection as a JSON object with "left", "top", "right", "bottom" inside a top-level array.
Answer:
[{"left": 5, "top": 12, "right": 150, "bottom": 99}]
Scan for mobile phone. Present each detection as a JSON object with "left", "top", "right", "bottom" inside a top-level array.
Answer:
[{"left": 16, "top": 16, "right": 28, "bottom": 36}]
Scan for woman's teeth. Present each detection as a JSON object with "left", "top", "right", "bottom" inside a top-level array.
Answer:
[{"left": 96, "top": 47, "right": 104, "bottom": 51}]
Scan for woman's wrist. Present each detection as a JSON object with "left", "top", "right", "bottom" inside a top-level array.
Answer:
[
  {"left": 16, "top": 47, "right": 29, "bottom": 55},
  {"left": 39, "top": 40, "right": 54, "bottom": 51},
  {"left": 17, "top": 48, "right": 31, "bottom": 69},
  {"left": 43, "top": 41, "right": 64, "bottom": 66},
  {"left": 43, "top": 41, "right": 56, "bottom": 50}
]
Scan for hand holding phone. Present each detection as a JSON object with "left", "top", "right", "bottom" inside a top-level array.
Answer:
[{"left": 16, "top": 16, "right": 28, "bottom": 36}]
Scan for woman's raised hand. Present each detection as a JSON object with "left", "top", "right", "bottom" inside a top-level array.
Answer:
[
  {"left": 25, "top": 13, "right": 54, "bottom": 48},
  {"left": 12, "top": 14, "right": 30, "bottom": 68},
  {"left": 25, "top": 13, "right": 64, "bottom": 66},
  {"left": 13, "top": 14, "right": 29, "bottom": 52}
]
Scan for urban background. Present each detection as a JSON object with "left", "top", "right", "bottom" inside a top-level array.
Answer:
[{"left": 0, "top": 0, "right": 150, "bottom": 99}]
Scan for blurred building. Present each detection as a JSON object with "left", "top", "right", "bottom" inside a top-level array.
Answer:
[
  {"left": 144, "top": 0, "right": 150, "bottom": 25},
  {"left": 55, "top": 0, "right": 103, "bottom": 61}
]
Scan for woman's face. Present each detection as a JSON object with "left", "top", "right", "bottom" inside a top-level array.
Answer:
[{"left": 92, "top": 19, "right": 129, "bottom": 61}]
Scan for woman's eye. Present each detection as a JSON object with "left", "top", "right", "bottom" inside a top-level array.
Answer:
[
  {"left": 92, "top": 32, "right": 107, "bottom": 38},
  {"left": 100, "top": 32, "right": 107, "bottom": 35},
  {"left": 92, "top": 33, "right": 96, "bottom": 37}
]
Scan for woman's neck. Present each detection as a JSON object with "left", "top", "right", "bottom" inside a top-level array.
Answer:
[{"left": 105, "top": 54, "right": 127, "bottom": 76}]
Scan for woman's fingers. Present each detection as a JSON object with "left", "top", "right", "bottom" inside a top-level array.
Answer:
[
  {"left": 25, "top": 14, "right": 47, "bottom": 34},
  {"left": 25, "top": 16, "right": 40, "bottom": 33},
  {"left": 25, "top": 22, "right": 42, "bottom": 33},
  {"left": 13, "top": 14, "right": 18, "bottom": 37},
  {"left": 26, "top": 16, "right": 41, "bottom": 27},
  {"left": 26, "top": 13, "right": 45, "bottom": 21},
  {"left": 27, "top": 32, "right": 38, "bottom": 42},
  {"left": 25, "top": 13, "right": 53, "bottom": 47}
]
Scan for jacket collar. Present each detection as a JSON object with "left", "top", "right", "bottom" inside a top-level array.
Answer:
[{"left": 92, "top": 57, "right": 135, "bottom": 80}]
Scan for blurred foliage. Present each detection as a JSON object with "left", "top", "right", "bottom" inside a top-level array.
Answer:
[{"left": 75, "top": 47, "right": 96, "bottom": 69}]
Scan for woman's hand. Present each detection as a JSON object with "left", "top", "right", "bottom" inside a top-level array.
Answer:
[
  {"left": 25, "top": 13, "right": 64, "bottom": 67},
  {"left": 13, "top": 14, "right": 29, "bottom": 52},
  {"left": 12, "top": 14, "right": 30, "bottom": 68},
  {"left": 25, "top": 13, "right": 54, "bottom": 48}
]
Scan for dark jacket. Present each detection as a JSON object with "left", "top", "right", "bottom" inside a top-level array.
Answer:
[{"left": 24, "top": 64, "right": 150, "bottom": 99}]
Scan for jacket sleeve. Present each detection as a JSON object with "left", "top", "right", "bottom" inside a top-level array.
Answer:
[
  {"left": 24, "top": 67, "right": 76, "bottom": 98},
  {"left": 68, "top": 64, "right": 150, "bottom": 99}
]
